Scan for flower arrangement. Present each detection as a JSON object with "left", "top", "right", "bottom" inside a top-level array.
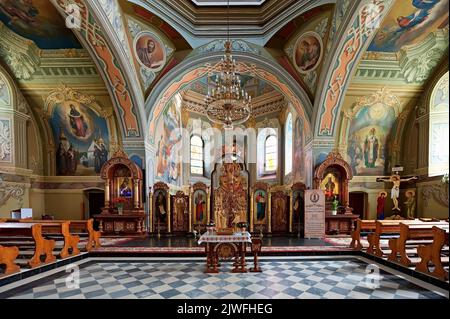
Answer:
[{"left": 112, "top": 197, "right": 127, "bottom": 208}]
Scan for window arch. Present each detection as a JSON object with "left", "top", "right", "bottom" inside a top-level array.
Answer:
[
  {"left": 429, "top": 72, "right": 449, "bottom": 177},
  {"left": 265, "top": 134, "right": 278, "bottom": 173},
  {"left": 190, "top": 135, "right": 204, "bottom": 175},
  {"left": 285, "top": 113, "right": 293, "bottom": 175}
]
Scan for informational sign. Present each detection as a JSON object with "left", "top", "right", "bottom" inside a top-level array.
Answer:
[{"left": 304, "top": 189, "right": 325, "bottom": 238}]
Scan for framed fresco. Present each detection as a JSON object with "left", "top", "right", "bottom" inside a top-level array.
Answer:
[
  {"left": 293, "top": 31, "right": 323, "bottom": 74},
  {"left": 133, "top": 31, "right": 166, "bottom": 72}
]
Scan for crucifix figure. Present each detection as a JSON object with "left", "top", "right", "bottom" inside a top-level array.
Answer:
[{"left": 376, "top": 169, "right": 418, "bottom": 212}]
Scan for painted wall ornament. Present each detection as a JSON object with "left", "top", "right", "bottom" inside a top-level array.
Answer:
[
  {"left": 0, "top": 176, "right": 24, "bottom": 207},
  {"left": 0, "top": 118, "right": 11, "bottom": 162},
  {"left": 294, "top": 31, "right": 323, "bottom": 74}
]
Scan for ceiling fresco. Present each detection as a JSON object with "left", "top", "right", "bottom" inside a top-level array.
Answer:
[
  {"left": 368, "top": 0, "right": 449, "bottom": 52},
  {"left": 0, "top": 0, "right": 81, "bottom": 49}
]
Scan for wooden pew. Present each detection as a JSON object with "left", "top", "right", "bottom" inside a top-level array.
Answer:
[
  {"left": 15, "top": 220, "right": 80, "bottom": 258},
  {"left": 350, "top": 219, "right": 376, "bottom": 250},
  {"left": 0, "top": 245, "right": 20, "bottom": 275},
  {"left": 0, "top": 223, "right": 55, "bottom": 268},
  {"left": 367, "top": 220, "right": 446, "bottom": 257},
  {"left": 416, "top": 226, "right": 449, "bottom": 280},
  {"left": 8, "top": 218, "right": 100, "bottom": 252},
  {"left": 388, "top": 222, "right": 449, "bottom": 265}
]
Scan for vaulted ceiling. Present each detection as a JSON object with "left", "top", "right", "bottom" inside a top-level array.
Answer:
[{"left": 0, "top": 0, "right": 448, "bottom": 151}]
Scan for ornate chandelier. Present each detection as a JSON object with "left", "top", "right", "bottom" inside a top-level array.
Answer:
[{"left": 204, "top": 1, "right": 252, "bottom": 129}]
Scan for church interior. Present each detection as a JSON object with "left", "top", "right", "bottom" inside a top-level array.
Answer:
[{"left": 0, "top": 0, "right": 449, "bottom": 302}]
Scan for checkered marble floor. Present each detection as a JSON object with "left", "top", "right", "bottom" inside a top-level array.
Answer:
[{"left": 0, "top": 258, "right": 447, "bottom": 299}]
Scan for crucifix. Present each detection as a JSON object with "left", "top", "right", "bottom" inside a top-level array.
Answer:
[{"left": 376, "top": 166, "right": 418, "bottom": 212}]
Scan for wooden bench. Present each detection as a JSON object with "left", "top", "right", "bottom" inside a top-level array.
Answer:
[
  {"left": 415, "top": 226, "right": 449, "bottom": 280},
  {"left": 388, "top": 222, "right": 449, "bottom": 266},
  {"left": 0, "top": 223, "right": 56, "bottom": 268},
  {"left": 8, "top": 218, "right": 100, "bottom": 252},
  {"left": 0, "top": 245, "right": 20, "bottom": 275},
  {"left": 350, "top": 219, "right": 376, "bottom": 250},
  {"left": 14, "top": 220, "right": 80, "bottom": 258},
  {"left": 367, "top": 220, "right": 445, "bottom": 257}
]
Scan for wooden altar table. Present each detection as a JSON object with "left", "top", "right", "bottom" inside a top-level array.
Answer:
[
  {"left": 198, "top": 232, "right": 252, "bottom": 273},
  {"left": 325, "top": 213, "right": 359, "bottom": 235}
]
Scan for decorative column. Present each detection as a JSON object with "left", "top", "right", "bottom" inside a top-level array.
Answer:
[
  {"left": 289, "top": 188, "right": 293, "bottom": 233},
  {"left": 167, "top": 191, "right": 171, "bottom": 233},
  {"left": 188, "top": 185, "right": 193, "bottom": 233},
  {"left": 105, "top": 179, "right": 110, "bottom": 208},
  {"left": 133, "top": 179, "right": 139, "bottom": 208},
  {"left": 250, "top": 188, "right": 254, "bottom": 232},
  {"left": 149, "top": 187, "right": 153, "bottom": 233},
  {"left": 268, "top": 186, "right": 272, "bottom": 233}
]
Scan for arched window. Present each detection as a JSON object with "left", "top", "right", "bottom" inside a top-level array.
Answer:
[
  {"left": 190, "top": 135, "right": 204, "bottom": 175},
  {"left": 285, "top": 113, "right": 293, "bottom": 175},
  {"left": 265, "top": 135, "right": 278, "bottom": 173},
  {"left": 429, "top": 72, "right": 449, "bottom": 177}
]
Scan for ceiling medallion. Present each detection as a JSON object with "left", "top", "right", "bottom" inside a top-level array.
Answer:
[{"left": 204, "top": 1, "right": 252, "bottom": 129}]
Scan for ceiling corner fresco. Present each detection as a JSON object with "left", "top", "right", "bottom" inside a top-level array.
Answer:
[
  {"left": 125, "top": 15, "right": 175, "bottom": 94},
  {"left": 283, "top": 8, "right": 333, "bottom": 97},
  {"left": 0, "top": 0, "right": 81, "bottom": 49}
]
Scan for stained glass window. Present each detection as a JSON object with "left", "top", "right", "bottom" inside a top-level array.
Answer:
[{"left": 265, "top": 135, "right": 278, "bottom": 173}]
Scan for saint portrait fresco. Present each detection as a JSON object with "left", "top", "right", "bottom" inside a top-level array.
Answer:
[
  {"left": 346, "top": 102, "right": 396, "bottom": 176},
  {"left": 134, "top": 31, "right": 166, "bottom": 71},
  {"left": 294, "top": 32, "right": 322, "bottom": 73},
  {"left": 293, "top": 118, "right": 304, "bottom": 182},
  {"left": 50, "top": 101, "right": 110, "bottom": 176}
]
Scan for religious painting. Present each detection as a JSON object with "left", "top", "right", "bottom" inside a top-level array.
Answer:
[
  {"left": 117, "top": 177, "right": 132, "bottom": 198},
  {"left": 172, "top": 192, "right": 188, "bottom": 232},
  {"left": 293, "top": 117, "right": 304, "bottom": 182},
  {"left": 153, "top": 189, "right": 168, "bottom": 228},
  {"left": 319, "top": 172, "right": 340, "bottom": 201},
  {"left": 271, "top": 192, "right": 288, "bottom": 233},
  {"left": 253, "top": 190, "right": 267, "bottom": 224},
  {"left": 193, "top": 189, "right": 207, "bottom": 224},
  {"left": 294, "top": 31, "right": 323, "bottom": 74},
  {"left": 50, "top": 101, "right": 110, "bottom": 176},
  {"left": 155, "top": 100, "right": 182, "bottom": 186},
  {"left": 292, "top": 190, "right": 304, "bottom": 227},
  {"left": 347, "top": 103, "right": 396, "bottom": 176},
  {"left": 133, "top": 31, "right": 166, "bottom": 71},
  {"left": 0, "top": 0, "right": 81, "bottom": 49},
  {"left": 368, "top": 0, "right": 448, "bottom": 52}
]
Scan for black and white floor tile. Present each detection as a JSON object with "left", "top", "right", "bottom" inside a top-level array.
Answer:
[{"left": 0, "top": 257, "right": 447, "bottom": 299}]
